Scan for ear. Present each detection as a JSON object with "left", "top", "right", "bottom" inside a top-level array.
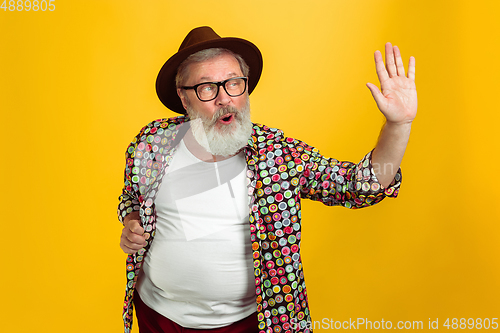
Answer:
[{"left": 177, "top": 88, "right": 189, "bottom": 111}]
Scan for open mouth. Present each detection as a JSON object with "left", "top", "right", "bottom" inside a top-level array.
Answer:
[{"left": 218, "top": 113, "right": 234, "bottom": 124}]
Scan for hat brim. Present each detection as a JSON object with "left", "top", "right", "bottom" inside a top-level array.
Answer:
[{"left": 156, "top": 37, "right": 263, "bottom": 114}]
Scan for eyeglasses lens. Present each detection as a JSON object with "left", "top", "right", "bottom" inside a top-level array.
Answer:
[{"left": 196, "top": 78, "right": 246, "bottom": 101}]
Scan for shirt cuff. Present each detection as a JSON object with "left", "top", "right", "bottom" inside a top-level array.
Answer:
[{"left": 355, "top": 150, "right": 401, "bottom": 199}]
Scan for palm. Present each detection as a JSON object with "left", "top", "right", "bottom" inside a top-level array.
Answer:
[{"left": 367, "top": 43, "right": 417, "bottom": 124}]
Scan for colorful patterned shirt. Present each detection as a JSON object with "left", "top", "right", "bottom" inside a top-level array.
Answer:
[{"left": 117, "top": 115, "right": 401, "bottom": 333}]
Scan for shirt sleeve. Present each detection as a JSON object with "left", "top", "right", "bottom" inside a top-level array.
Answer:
[
  {"left": 298, "top": 142, "right": 401, "bottom": 209},
  {"left": 117, "top": 124, "right": 149, "bottom": 224}
]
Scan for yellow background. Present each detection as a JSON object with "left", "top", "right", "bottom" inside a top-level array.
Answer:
[{"left": 1, "top": 0, "right": 499, "bottom": 332}]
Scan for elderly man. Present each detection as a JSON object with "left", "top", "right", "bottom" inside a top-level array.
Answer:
[{"left": 118, "top": 26, "right": 417, "bottom": 333}]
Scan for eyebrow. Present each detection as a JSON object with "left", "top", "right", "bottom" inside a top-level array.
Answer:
[{"left": 199, "top": 72, "right": 240, "bottom": 82}]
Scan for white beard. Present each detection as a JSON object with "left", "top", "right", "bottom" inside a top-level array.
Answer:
[{"left": 186, "top": 98, "right": 253, "bottom": 157}]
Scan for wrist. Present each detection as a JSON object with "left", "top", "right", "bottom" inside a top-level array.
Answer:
[{"left": 385, "top": 119, "right": 413, "bottom": 127}]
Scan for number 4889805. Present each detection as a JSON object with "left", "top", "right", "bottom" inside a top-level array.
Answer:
[{"left": 1, "top": 0, "right": 56, "bottom": 11}]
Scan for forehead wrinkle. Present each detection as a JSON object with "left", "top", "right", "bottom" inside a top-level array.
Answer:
[{"left": 198, "top": 72, "right": 240, "bottom": 82}]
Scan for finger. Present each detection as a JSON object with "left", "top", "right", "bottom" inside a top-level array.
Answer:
[
  {"left": 407, "top": 56, "right": 416, "bottom": 81},
  {"left": 393, "top": 45, "right": 405, "bottom": 77},
  {"left": 366, "top": 83, "right": 386, "bottom": 112},
  {"left": 121, "top": 232, "right": 146, "bottom": 251},
  {"left": 121, "top": 241, "right": 145, "bottom": 254},
  {"left": 122, "top": 222, "right": 146, "bottom": 243},
  {"left": 120, "top": 242, "right": 139, "bottom": 254},
  {"left": 385, "top": 42, "right": 397, "bottom": 78},
  {"left": 125, "top": 231, "right": 146, "bottom": 245},
  {"left": 128, "top": 219, "right": 144, "bottom": 235},
  {"left": 123, "top": 239, "right": 145, "bottom": 251},
  {"left": 374, "top": 50, "right": 389, "bottom": 84}
]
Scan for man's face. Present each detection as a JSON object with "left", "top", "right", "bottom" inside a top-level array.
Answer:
[
  {"left": 177, "top": 53, "right": 249, "bottom": 129},
  {"left": 176, "top": 53, "right": 253, "bottom": 157}
]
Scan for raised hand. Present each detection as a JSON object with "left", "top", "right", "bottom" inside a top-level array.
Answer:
[{"left": 366, "top": 43, "right": 417, "bottom": 125}]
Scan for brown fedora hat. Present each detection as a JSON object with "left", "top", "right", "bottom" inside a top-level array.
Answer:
[{"left": 156, "top": 26, "right": 263, "bottom": 114}]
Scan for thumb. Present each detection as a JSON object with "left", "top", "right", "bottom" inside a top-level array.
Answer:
[
  {"left": 128, "top": 219, "right": 144, "bottom": 235},
  {"left": 366, "top": 83, "right": 385, "bottom": 105}
]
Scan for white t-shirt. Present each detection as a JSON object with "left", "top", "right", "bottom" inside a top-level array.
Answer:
[{"left": 136, "top": 140, "right": 256, "bottom": 328}]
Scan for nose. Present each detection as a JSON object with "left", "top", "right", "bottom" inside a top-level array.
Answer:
[{"left": 215, "top": 86, "right": 232, "bottom": 107}]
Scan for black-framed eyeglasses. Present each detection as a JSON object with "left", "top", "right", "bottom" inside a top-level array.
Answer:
[{"left": 181, "top": 77, "right": 248, "bottom": 102}]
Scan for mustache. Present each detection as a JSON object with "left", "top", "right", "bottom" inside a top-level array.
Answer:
[{"left": 209, "top": 105, "right": 240, "bottom": 124}]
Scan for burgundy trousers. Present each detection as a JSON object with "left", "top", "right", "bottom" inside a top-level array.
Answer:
[{"left": 134, "top": 291, "right": 260, "bottom": 333}]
